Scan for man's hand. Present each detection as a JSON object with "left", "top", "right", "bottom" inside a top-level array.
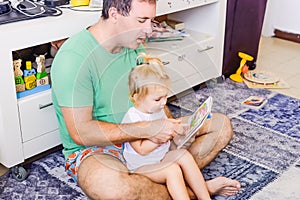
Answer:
[{"left": 148, "top": 118, "right": 184, "bottom": 144}]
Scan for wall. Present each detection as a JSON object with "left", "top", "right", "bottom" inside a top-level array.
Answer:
[{"left": 262, "top": 0, "right": 300, "bottom": 36}]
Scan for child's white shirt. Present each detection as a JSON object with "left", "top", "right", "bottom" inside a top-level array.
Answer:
[{"left": 122, "top": 107, "right": 170, "bottom": 171}]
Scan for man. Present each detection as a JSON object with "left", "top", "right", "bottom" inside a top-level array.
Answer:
[{"left": 51, "top": 0, "right": 241, "bottom": 199}]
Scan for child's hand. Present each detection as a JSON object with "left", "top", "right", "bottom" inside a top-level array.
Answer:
[
  {"left": 148, "top": 118, "right": 184, "bottom": 144},
  {"left": 173, "top": 123, "right": 195, "bottom": 149},
  {"left": 173, "top": 133, "right": 196, "bottom": 149},
  {"left": 173, "top": 134, "right": 183, "bottom": 146}
]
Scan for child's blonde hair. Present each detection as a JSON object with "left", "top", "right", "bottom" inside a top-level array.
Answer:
[{"left": 129, "top": 53, "right": 171, "bottom": 102}]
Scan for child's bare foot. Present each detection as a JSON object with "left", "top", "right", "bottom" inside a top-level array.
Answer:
[{"left": 206, "top": 177, "right": 241, "bottom": 197}]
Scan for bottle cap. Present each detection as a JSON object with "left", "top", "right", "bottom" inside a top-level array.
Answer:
[{"left": 26, "top": 61, "right": 32, "bottom": 70}]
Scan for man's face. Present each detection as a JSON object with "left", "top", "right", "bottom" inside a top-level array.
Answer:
[{"left": 117, "top": 0, "right": 156, "bottom": 49}]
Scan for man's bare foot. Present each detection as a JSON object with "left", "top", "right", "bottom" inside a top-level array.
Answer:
[{"left": 206, "top": 177, "right": 241, "bottom": 197}]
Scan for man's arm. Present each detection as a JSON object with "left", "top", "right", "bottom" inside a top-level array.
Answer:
[{"left": 61, "top": 106, "right": 183, "bottom": 146}]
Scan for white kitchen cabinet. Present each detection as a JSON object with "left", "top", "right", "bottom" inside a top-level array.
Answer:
[
  {"left": 0, "top": 9, "right": 100, "bottom": 168},
  {"left": 0, "top": 0, "right": 226, "bottom": 169},
  {"left": 150, "top": 0, "right": 227, "bottom": 96}
]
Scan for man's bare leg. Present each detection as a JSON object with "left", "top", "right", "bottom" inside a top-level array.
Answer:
[
  {"left": 189, "top": 112, "right": 241, "bottom": 196},
  {"left": 77, "top": 154, "right": 171, "bottom": 200},
  {"left": 189, "top": 112, "right": 233, "bottom": 168},
  {"left": 77, "top": 113, "right": 239, "bottom": 199}
]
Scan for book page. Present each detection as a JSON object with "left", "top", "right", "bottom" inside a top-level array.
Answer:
[{"left": 177, "top": 96, "right": 213, "bottom": 149}]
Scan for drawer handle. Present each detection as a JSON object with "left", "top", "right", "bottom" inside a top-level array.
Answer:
[
  {"left": 197, "top": 46, "right": 214, "bottom": 53},
  {"left": 162, "top": 61, "right": 170, "bottom": 65},
  {"left": 178, "top": 54, "right": 186, "bottom": 61},
  {"left": 39, "top": 102, "right": 53, "bottom": 109}
]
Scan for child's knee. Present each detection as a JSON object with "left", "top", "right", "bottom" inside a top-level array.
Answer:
[
  {"left": 167, "top": 163, "right": 182, "bottom": 176},
  {"left": 176, "top": 149, "right": 194, "bottom": 163}
]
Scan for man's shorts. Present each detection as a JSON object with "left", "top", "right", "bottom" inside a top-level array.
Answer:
[{"left": 65, "top": 144, "right": 125, "bottom": 183}]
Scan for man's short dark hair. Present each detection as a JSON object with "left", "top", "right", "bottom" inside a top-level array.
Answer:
[{"left": 101, "top": 0, "right": 156, "bottom": 19}]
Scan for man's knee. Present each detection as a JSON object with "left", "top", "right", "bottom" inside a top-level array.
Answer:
[
  {"left": 219, "top": 113, "right": 233, "bottom": 142},
  {"left": 212, "top": 112, "right": 233, "bottom": 139},
  {"left": 190, "top": 113, "right": 233, "bottom": 157}
]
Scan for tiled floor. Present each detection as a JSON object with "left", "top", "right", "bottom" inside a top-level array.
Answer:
[
  {"left": 256, "top": 36, "right": 300, "bottom": 100},
  {"left": 1, "top": 37, "right": 299, "bottom": 177},
  {"left": 0, "top": 164, "right": 8, "bottom": 177}
]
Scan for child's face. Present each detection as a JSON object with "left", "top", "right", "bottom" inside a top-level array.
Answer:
[{"left": 134, "top": 84, "right": 168, "bottom": 114}]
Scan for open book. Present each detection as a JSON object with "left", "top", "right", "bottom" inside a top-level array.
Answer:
[{"left": 177, "top": 96, "right": 213, "bottom": 149}]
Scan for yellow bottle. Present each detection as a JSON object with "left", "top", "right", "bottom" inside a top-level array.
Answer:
[{"left": 23, "top": 61, "right": 37, "bottom": 90}]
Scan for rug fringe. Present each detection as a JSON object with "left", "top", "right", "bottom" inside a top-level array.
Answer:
[
  {"left": 249, "top": 164, "right": 300, "bottom": 200},
  {"left": 223, "top": 149, "right": 280, "bottom": 174},
  {"left": 235, "top": 115, "right": 300, "bottom": 143}
]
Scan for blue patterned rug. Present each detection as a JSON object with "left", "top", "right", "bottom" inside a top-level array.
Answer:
[{"left": 1, "top": 79, "right": 299, "bottom": 199}]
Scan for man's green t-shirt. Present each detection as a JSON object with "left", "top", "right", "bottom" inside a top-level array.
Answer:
[{"left": 51, "top": 29, "right": 144, "bottom": 159}]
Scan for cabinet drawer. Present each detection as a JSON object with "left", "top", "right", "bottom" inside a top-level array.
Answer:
[
  {"left": 18, "top": 90, "right": 58, "bottom": 142},
  {"left": 156, "top": 0, "right": 218, "bottom": 16},
  {"left": 158, "top": 48, "right": 198, "bottom": 82},
  {"left": 164, "top": 43, "right": 215, "bottom": 79},
  {"left": 147, "top": 43, "right": 202, "bottom": 81}
]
